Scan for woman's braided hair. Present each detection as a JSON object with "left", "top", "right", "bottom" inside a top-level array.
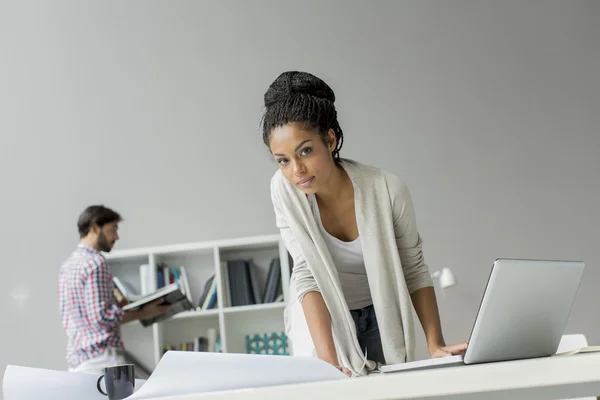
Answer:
[{"left": 261, "top": 71, "right": 344, "bottom": 162}]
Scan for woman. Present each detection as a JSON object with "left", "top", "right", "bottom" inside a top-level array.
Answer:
[{"left": 262, "top": 71, "right": 467, "bottom": 376}]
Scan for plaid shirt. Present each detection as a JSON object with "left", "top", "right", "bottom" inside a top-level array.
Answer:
[{"left": 58, "top": 244, "right": 124, "bottom": 369}]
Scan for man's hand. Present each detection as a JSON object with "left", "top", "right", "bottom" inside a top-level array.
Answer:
[
  {"left": 141, "top": 298, "right": 171, "bottom": 319},
  {"left": 430, "top": 342, "right": 468, "bottom": 358},
  {"left": 121, "top": 298, "right": 171, "bottom": 325},
  {"left": 118, "top": 297, "right": 130, "bottom": 307}
]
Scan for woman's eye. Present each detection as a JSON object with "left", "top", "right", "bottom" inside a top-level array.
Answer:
[
  {"left": 277, "top": 158, "right": 288, "bottom": 165},
  {"left": 300, "top": 147, "right": 312, "bottom": 156}
]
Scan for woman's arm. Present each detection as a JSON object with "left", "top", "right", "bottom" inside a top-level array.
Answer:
[
  {"left": 388, "top": 174, "right": 466, "bottom": 356},
  {"left": 411, "top": 286, "right": 446, "bottom": 354},
  {"left": 301, "top": 292, "right": 351, "bottom": 375},
  {"left": 388, "top": 176, "right": 434, "bottom": 294},
  {"left": 301, "top": 291, "right": 339, "bottom": 364}
]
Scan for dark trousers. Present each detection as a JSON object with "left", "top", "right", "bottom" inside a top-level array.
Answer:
[{"left": 350, "top": 304, "right": 386, "bottom": 364}]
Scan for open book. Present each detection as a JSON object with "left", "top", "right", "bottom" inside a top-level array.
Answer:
[
  {"left": 552, "top": 346, "right": 600, "bottom": 357},
  {"left": 122, "top": 283, "right": 194, "bottom": 327},
  {"left": 113, "top": 276, "right": 145, "bottom": 302}
]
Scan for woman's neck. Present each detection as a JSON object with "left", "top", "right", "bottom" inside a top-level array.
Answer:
[{"left": 315, "top": 163, "right": 352, "bottom": 206}]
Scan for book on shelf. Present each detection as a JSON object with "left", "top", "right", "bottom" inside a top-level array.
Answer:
[
  {"left": 221, "top": 262, "right": 230, "bottom": 307},
  {"left": 155, "top": 264, "right": 194, "bottom": 304},
  {"left": 122, "top": 283, "right": 194, "bottom": 327},
  {"left": 195, "top": 273, "right": 218, "bottom": 311},
  {"left": 202, "top": 280, "right": 218, "bottom": 310},
  {"left": 179, "top": 266, "right": 193, "bottom": 303}
]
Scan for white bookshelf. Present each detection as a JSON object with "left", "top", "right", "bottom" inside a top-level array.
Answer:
[{"left": 105, "top": 234, "right": 291, "bottom": 371}]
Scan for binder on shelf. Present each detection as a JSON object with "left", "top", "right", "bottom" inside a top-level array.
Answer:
[
  {"left": 227, "top": 259, "right": 254, "bottom": 307},
  {"left": 263, "top": 258, "right": 282, "bottom": 303},
  {"left": 248, "top": 260, "right": 263, "bottom": 305},
  {"left": 225, "top": 257, "right": 282, "bottom": 307}
]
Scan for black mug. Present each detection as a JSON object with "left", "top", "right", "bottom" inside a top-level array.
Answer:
[{"left": 97, "top": 364, "right": 135, "bottom": 400}]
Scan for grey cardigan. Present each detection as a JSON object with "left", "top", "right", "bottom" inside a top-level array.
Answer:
[{"left": 270, "top": 158, "right": 433, "bottom": 376}]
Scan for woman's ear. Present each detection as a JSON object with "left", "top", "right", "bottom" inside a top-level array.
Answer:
[{"left": 327, "top": 129, "right": 337, "bottom": 153}]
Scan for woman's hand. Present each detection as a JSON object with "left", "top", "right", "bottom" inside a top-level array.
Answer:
[
  {"left": 429, "top": 342, "right": 468, "bottom": 358},
  {"left": 332, "top": 364, "right": 352, "bottom": 377},
  {"left": 320, "top": 356, "right": 352, "bottom": 376}
]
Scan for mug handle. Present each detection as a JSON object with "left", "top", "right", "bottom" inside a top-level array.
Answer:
[{"left": 97, "top": 375, "right": 107, "bottom": 396}]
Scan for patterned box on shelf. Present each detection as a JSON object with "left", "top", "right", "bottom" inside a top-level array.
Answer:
[{"left": 245, "top": 332, "right": 289, "bottom": 355}]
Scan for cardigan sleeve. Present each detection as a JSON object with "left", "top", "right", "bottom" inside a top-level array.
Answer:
[
  {"left": 386, "top": 173, "right": 434, "bottom": 294},
  {"left": 270, "top": 175, "right": 320, "bottom": 302}
]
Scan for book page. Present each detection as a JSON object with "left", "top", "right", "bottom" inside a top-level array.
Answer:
[
  {"left": 553, "top": 345, "right": 600, "bottom": 357},
  {"left": 127, "top": 351, "right": 349, "bottom": 400},
  {"left": 2, "top": 365, "right": 146, "bottom": 400},
  {"left": 123, "top": 284, "right": 179, "bottom": 311},
  {"left": 3, "top": 352, "right": 347, "bottom": 400}
]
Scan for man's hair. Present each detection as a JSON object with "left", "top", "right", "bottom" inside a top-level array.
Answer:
[
  {"left": 261, "top": 71, "right": 344, "bottom": 162},
  {"left": 77, "top": 205, "right": 122, "bottom": 238}
]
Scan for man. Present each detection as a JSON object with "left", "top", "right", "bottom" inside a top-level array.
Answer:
[{"left": 58, "top": 205, "right": 169, "bottom": 374}]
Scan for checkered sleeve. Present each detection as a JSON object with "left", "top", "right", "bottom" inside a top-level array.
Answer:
[{"left": 83, "top": 258, "right": 124, "bottom": 329}]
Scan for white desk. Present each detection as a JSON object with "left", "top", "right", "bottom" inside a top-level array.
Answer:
[{"left": 160, "top": 353, "right": 600, "bottom": 400}]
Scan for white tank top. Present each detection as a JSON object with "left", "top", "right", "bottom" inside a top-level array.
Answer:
[{"left": 311, "top": 195, "right": 373, "bottom": 310}]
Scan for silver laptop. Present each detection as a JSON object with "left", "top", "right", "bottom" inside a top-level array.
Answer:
[{"left": 380, "top": 258, "right": 585, "bottom": 373}]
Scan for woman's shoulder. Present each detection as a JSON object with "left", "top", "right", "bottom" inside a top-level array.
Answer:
[{"left": 341, "top": 158, "right": 409, "bottom": 193}]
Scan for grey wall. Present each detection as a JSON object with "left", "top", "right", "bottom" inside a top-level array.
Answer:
[{"left": 1, "top": 0, "right": 598, "bottom": 379}]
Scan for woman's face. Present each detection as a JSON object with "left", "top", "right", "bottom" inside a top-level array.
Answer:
[{"left": 269, "top": 123, "right": 337, "bottom": 195}]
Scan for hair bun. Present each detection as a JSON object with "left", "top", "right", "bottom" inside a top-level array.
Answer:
[{"left": 264, "top": 71, "right": 335, "bottom": 106}]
